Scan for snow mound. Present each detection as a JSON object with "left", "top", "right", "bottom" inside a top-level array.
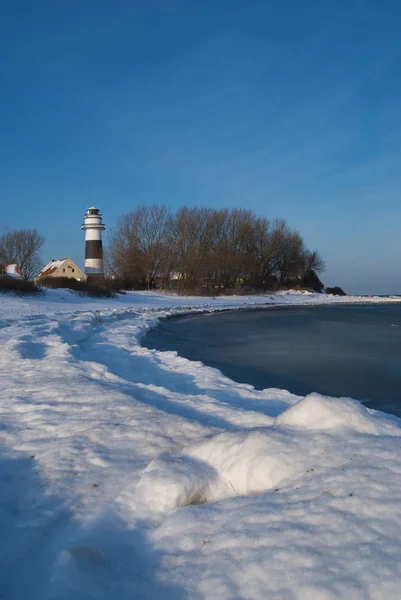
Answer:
[
  {"left": 136, "top": 395, "right": 401, "bottom": 514},
  {"left": 275, "top": 392, "right": 401, "bottom": 435},
  {"left": 136, "top": 454, "right": 229, "bottom": 513},
  {"left": 136, "top": 429, "right": 311, "bottom": 513}
]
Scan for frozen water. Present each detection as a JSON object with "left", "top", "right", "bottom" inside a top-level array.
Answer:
[{"left": 143, "top": 304, "right": 401, "bottom": 415}]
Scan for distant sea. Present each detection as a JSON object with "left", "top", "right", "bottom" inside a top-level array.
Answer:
[{"left": 142, "top": 304, "right": 401, "bottom": 418}]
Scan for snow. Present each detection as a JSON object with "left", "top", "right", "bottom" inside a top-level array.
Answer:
[
  {"left": 275, "top": 392, "right": 401, "bottom": 435},
  {"left": 1, "top": 288, "right": 401, "bottom": 599},
  {"left": 135, "top": 395, "right": 401, "bottom": 514}
]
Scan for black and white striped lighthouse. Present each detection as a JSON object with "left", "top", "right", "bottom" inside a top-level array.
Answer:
[{"left": 81, "top": 206, "right": 106, "bottom": 278}]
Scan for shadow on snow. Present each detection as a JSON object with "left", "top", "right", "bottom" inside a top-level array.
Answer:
[{"left": 0, "top": 451, "right": 185, "bottom": 600}]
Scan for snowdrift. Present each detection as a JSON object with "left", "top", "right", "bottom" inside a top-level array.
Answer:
[
  {"left": 274, "top": 392, "right": 401, "bottom": 435},
  {"left": 136, "top": 394, "right": 401, "bottom": 513}
]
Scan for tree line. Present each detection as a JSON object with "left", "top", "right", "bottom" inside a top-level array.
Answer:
[{"left": 107, "top": 205, "right": 325, "bottom": 293}]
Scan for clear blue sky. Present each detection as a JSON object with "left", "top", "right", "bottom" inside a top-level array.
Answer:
[{"left": 1, "top": 0, "right": 401, "bottom": 294}]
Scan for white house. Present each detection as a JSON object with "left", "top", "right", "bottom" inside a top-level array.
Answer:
[{"left": 0, "top": 264, "right": 22, "bottom": 278}]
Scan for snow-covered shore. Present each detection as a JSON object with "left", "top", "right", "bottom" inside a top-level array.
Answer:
[{"left": 1, "top": 289, "right": 401, "bottom": 599}]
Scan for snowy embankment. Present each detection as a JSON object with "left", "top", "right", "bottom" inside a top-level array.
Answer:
[{"left": 1, "top": 289, "right": 401, "bottom": 599}]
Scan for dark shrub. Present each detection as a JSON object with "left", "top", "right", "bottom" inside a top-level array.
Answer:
[
  {"left": 37, "top": 277, "right": 116, "bottom": 298},
  {"left": 326, "top": 286, "right": 346, "bottom": 296},
  {"left": 241, "top": 275, "right": 279, "bottom": 291},
  {"left": 302, "top": 270, "right": 324, "bottom": 293},
  {"left": 0, "top": 277, "right": 42, "bottom": 295},
  {"left": 106, "top": 277, "right": 145, "bottom": 291}
]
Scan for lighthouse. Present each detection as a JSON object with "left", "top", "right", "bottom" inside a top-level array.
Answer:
[{"left": 81, "top": 206, "right": 106, "bottom": 278}]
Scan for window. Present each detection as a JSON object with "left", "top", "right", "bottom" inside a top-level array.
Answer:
[
  {"left": 63, "top": 268, "right": 65, "bottom": 272},
  {"left": 72, "top": 269, "right": 75, "bottom": 272}
]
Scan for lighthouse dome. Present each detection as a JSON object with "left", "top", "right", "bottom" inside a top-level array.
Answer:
[{"left": 87, "top": 206, "right": 100, "bottom": 215}]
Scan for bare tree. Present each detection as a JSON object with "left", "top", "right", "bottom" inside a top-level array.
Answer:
[
  {"left": 300, "top": 249, "right": 326, "bottom": 277},
  {"left": 135, "top": 205, "right": 171, "bottom": 289},
  {"left": 209, "top": 209, "right": 257, "bottom": 289},
  {"left": 165, "top": 207, "right": 215, "bottom": 289},
  {"left": 107, "top": 205, "right": 171, "bottom": 288},
  {"left": 275, "top": 230, "right": 305, "bottom": 282},
  {"left": 0, "top": 229, "right": 45, "bottom": 280}
]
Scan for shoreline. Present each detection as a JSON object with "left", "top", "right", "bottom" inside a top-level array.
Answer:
[
  {"left": 137, "top": 295, "right": 401, "bottom": 335},
  {"left": 140, "top": 300, "right": 401, "bottom": 419}
]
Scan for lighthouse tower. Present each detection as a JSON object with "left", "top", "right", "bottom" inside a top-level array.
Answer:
[{"left": 81, "top": 206, "right": 106, "bottom": 278}]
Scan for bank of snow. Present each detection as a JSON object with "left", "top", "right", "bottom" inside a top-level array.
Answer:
[
  {"left": 136, "top": 393, "right": 401, "bottom": 514},
  {"left": 1, "top": 289, "right": 401, "bottom": 600}
]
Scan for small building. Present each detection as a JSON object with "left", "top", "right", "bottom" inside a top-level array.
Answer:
[
  {"left": 35, "top": 258, "right": 87, "bottom": 282},
  {"left": 0, "top": 264, "right": 22, "bottom": 278}
]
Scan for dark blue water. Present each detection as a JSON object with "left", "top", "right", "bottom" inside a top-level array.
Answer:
[{"left": 142, "top": 304, "right": 401, "bottom": 417}]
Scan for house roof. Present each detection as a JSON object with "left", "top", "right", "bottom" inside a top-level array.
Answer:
[{"left": 36, "top": 258, "right": 70, "bottom": 278}]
